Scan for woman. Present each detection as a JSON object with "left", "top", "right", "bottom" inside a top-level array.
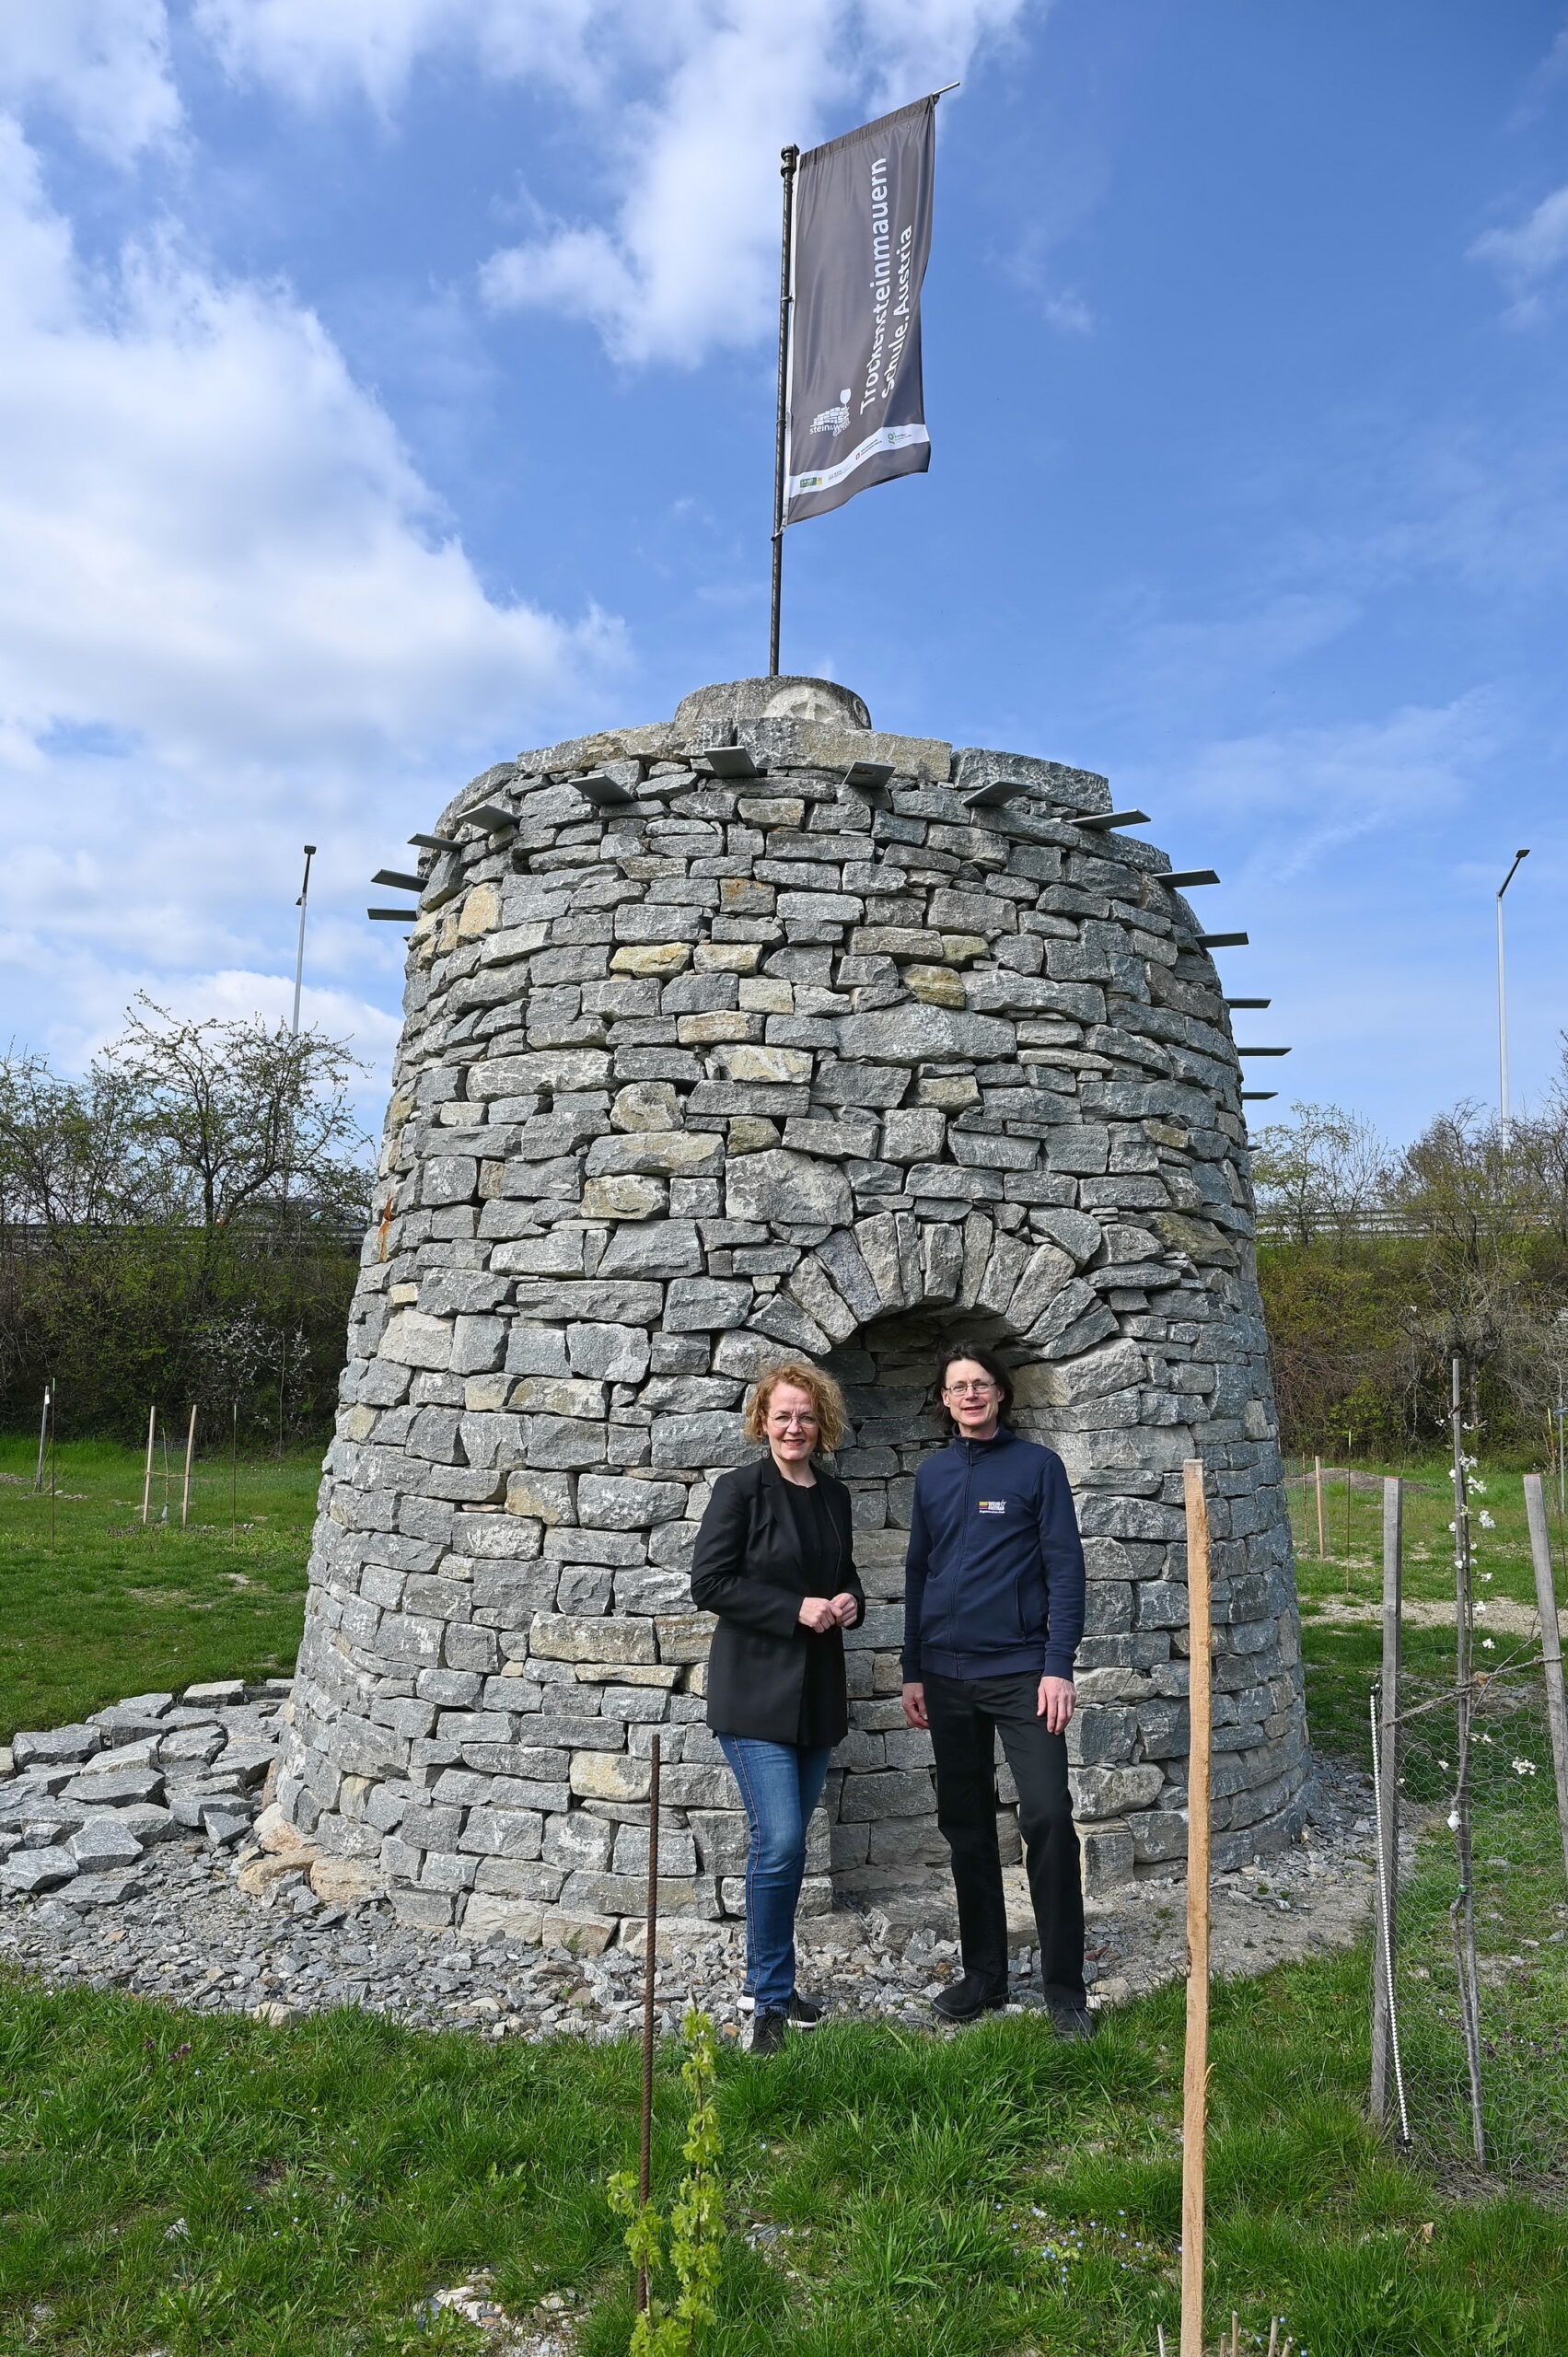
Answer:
[{"left": 690, "top": 1360, "right": 865, "bottom": 2054}]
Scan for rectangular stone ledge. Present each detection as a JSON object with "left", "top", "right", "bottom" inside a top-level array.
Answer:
[
  {"left": 459, "top": 1806, "right": 546, "bottom": 1860},
  {"left": 864, "top": 1818, "right": 950, "bottom": 1868},
  {"left": 1070, "top": 1764, "right": 1163, "bottom": 1820},
  {"left": 836, "top": 1770, "right": 937, "bottom": 1822},
  {"left": 557, "top": 1868, "right": 702, "bottom": 1917},
  {"left": 527, "top": 1613, "right": 656, "bottom": 1666}
]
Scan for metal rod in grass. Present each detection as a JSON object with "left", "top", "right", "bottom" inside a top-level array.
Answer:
[
  {"left": 637, "top": 1730, "right": 662, "bottom": 2316},
  {"left": 231, "top": 1400, "right": 238, "bottom": 1531},
  {"left": 180, "top": 1404, "right": 197, "bottom": 1528},
  {"left": 1523, "top": 1473, "right": 1568, "bottom": 1889},
  {"left": 1369, "top": 1686, "right": 1411, "bottom": 2144},
  {"left": 1180, "top": 1457, "right": 1214, "bottom": 2357},
  {"left": 1314, "top": 1456, "right": 1326, "bottom": 1559},
  {"left": 1371, "top": 1475, "right": 1408, "bottom": 2136},
  {"left": 1447, "top": 1353, "right": 1486, "bottom": 2165},
  {"left": 48, "top": 1376, "right": 57, "bottom": 1551},
  {"left": 33, "top": 1379, "right": 51, "bottom": 1492},
  {"left": 141, "top": 1404, "right": 157, "bottom": 1527}
]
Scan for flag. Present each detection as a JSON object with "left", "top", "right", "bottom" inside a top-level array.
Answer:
[{"left": 784, "top": 96, "right": 936, "bottom": 527}]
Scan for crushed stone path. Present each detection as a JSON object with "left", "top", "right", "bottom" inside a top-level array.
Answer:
[
  {"left": 1307, "top": 1596, "right": 1559, "bottom": 1642},
  {"left": 1, "top": 1731, "right": 1386, "bottom": 2038}
]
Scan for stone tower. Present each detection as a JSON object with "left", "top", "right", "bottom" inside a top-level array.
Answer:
[{"left": 277, "top": 677, "right": 1307, "bottom": 1945}]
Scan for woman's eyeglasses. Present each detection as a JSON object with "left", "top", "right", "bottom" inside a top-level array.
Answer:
[
  {"left": 769, "top": 1412, "right": 819, "bottom": 1429},
  {"left": 943, "top": 1380, "right": 999, "bottom": 1398}
]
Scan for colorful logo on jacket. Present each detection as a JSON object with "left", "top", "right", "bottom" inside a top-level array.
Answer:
[{"left": 978, "top": 1500, "right": 1006, "bottom": 1515}]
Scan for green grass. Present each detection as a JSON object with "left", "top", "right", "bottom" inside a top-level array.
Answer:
[
  {"left": 1284, "top": 1455, "right": 1566, "bottom": 1619},
  {"left": 0, "top": 1437, "right": 317, "bottom": 1739},
  {"left": 3, "top": 1448, "right": 1567, "bottom": 2351}
]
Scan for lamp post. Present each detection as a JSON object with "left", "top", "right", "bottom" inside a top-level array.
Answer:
[
  {"left": 1496, "top": 848, "right": 1529, "bottom": 1132},
  {"left": 290, "top": 845, "right": 318, "bottom": 1036}
]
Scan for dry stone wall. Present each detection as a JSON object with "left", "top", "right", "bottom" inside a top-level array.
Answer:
[{"left": 278, "top": 675, "right": 1308, "bottom": 1945}]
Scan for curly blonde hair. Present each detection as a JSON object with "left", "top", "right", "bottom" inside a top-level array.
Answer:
[{"left": 743, "top": 1360, "right": 848, "bottom": 1456}]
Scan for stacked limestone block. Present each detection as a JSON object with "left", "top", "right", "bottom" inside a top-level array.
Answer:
[{"left": 278, "top": 676, "right": 1308, "bottom": 1944}]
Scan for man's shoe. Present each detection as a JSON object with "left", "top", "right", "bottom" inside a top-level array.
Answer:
[
  {"left": 931, "top": 1972, "right": 1008, "bottom": 2022},
  {"left": 749, "top": 2008, "right": 788, "bottom": 2056},
  {"left": 739, "top": 1991, "right": 824, "bottom": 2026},
  {"left": 1047, "top": 1999, "right": 1098, "bottom": 2041}
]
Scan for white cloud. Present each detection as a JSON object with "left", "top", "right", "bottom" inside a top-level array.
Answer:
[
  {"left": 1166, "top": 692, "right": 1498, "bottom": 881},
  {"left": 0, "top": 111, "right": 615, "bottom": 1092},
  {"left": 0, "top": 0, "right": 180, "bottom": 162},
  {"left": 190, "top": 0, "right": 609, "bottom": 114},
  {"left": 0, "top": 119, "right": 610, "bottom": 772},
  {"left": 484, "top": 0, "right": 1035, "bottom": 365},
  {"left": 1117, "top": 592, "right": 1359, "bottom": 716},
  {"left": 189, "top": 0, "right": 1039, "bottom": 366},
  {"left": 1470, "top": 184, "right": 1568, "bottom": 322}
]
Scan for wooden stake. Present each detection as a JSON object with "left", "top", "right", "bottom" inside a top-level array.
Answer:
[
  {"left": 141, "top": 1404, "right": 157, "bottom": 1527},
  {"left": 1523, "top": 1474, "right": 1568, "bottom": 1891},
  {"left": 1180, "top": 1457, "right": 1213, "bottom": 2357},
  {"left": 1371, "top": 1476, "right": 1402, "bottom": 2121},
  {"left": 636, "top": 1730, "right": 662, "bottom": 2315},
  {"left": 180, "top": 1403, "right": 197, "bottom": 1528},
  {"left": 1314, "top": 1456, "right": 1326, "bottom": 1558},
  {"left": 231, "top": 1399, "right": 239, "bottom": 1530},
  {"left": 48, "top": 1379, "right": 57, "bottom": 1551}
]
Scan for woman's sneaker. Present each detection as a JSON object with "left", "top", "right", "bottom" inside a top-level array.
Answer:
[{"left": 739, "top": 1992, "right": 824, "bottom": 2027}]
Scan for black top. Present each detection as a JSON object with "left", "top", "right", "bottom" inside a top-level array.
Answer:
[
  {"left": 690, "top": 1456, "right": 865, "bottom": 1747},
  {"left": 780, "top": 1479, "right": 842, "bottom": 1747}
]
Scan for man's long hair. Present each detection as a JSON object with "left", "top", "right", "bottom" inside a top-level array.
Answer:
[{"left": 934, "top": 1338, "right": 1016, "bottom": 1434}]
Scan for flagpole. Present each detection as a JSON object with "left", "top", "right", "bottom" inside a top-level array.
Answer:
[{"left": 769, "top": 143, "right": 799, "bottom": 678}]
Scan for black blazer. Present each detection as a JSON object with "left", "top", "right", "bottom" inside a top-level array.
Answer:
[{"left": 690, "top": 1455, "right": 865, "bottom": 1746}]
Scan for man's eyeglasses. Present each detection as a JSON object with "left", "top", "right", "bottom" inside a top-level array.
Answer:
[{"left": 943, "top": 1380, "right": 1000, "bottom": 1398}]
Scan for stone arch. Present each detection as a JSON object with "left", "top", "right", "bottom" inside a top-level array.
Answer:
[{"left": 278, "top": 677, "right": 1308, "bottom": 1945}]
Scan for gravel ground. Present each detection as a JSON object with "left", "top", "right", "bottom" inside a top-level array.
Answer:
[{"left": 0, "top": 1750, "right": 1387, "bottom": 2041}]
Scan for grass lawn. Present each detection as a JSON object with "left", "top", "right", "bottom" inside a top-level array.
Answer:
[
  {"left": 0, "top": 1438, "right": 319, "bottom": 1741},
  {"left": 1283, "top": 1454, "right": 1567, "bottom": 1622},
  {"left": 2, "top": 1443, "right": 1567, "bottom": 2352}
]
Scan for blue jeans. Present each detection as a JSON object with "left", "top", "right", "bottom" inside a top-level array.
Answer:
[{"left": 716, "top": 1734, "right": 832, "bottom": 2014}]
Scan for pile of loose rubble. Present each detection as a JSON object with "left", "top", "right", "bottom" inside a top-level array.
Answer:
[
  {"left": 1, "top": 1680, "right": 1383, "bottom": 2037},
  {"left": 0, "top": 1678, "right": 290, "bottom": 1904}
]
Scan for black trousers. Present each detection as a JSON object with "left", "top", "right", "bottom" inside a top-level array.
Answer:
[{"left": 924, "top": 1670, "right": 1086, "bottom": 2006}]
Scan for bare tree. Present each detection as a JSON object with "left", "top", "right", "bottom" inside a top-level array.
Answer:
[
  {"left": 99, "top": 997, "right": 370, "bottom": 1233},
  {"left": 0, "top": 1050, "right": 160, "bottom": 1230},
  {"left": 1249, "top": 1100, "right": 1389, "bottom": 1250}
]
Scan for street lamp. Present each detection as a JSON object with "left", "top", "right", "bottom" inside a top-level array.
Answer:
[
  {"left": 291, "top": 845, "right": 318, "bottom": 1036},
  {"left": 1495, "top": 849, "right": 1529, "bottom": 1131}
]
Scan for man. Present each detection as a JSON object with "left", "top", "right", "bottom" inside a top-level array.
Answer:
[{"left": 901, "top": 1339, "right": 1094, "bottom": 2037}]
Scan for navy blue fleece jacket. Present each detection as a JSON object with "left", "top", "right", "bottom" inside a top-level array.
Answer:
[{"left": 901, "top": 1427, "right": 1086, "bottom": 1684}]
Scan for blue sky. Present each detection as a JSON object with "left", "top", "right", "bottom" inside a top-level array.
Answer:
[{"left": 2, "top": 1, "right": 1565, "bottom": 1152}]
